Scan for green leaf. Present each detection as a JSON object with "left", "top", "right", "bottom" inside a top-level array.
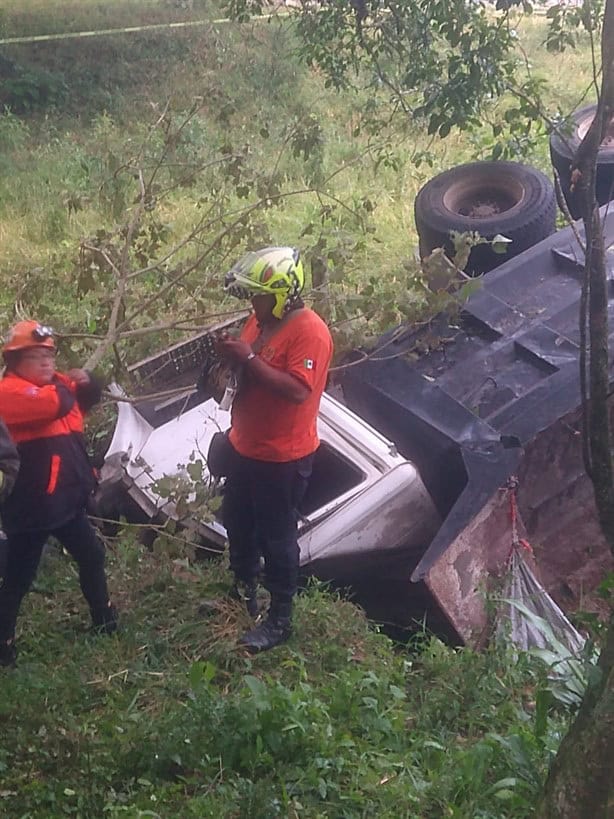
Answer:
[
  {"left": 189, "top": 660, "right": 217, "bottom": 690},
  {"left": 186, "top": 460, "right": 203, "bottom": 482},
  {"left": 491, "top": 777, "right": 519, "bottom": 790}
]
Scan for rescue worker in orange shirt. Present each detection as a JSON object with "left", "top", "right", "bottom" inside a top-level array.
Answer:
[
  {"left": 0, "top": 321, "right": 116, "bottom": 668},
  {"left": 216, "top": 247, "right": 333, "bottom": 652}
]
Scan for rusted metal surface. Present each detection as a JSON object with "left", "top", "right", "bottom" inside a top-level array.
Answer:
[
  {"left": 427, "top": 403, "right": 614, "bottom": 642},
  {"left": 424, "top": 490, "right": 533, "bottom": 647},
  {"left": 517, "top": 405, "right": 614, "bottom": 617}
]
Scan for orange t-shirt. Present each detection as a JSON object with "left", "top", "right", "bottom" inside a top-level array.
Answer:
[{"left": 229, "top": 308, "right": 333, "bottom": 462}]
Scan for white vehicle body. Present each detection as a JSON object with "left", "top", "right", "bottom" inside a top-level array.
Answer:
[{"left": 102, "top": 388, "right": 441, "bottom": 570}]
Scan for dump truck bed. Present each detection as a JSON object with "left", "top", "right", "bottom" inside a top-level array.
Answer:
[{"left": 341, "top": 208, "right": 614, "bottom": 642}]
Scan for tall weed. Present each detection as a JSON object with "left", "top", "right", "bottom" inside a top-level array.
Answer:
[{"left": 0, "top": 106, "right": 30, "bottom": 152}]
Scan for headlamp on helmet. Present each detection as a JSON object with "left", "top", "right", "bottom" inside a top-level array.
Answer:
[
  {"left": 32, "top": 324, "right": 54, "bottom": 342},
  {"left": 3, "top": 320, "right": 57, "bottom": 354},
  {"left": 224, "top": 246, "right": 305, "bottom": 319}
]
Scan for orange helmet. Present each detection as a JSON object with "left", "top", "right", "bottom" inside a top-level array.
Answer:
[{"left": 3, "top": 321, "right": 56, "bottom": 354}]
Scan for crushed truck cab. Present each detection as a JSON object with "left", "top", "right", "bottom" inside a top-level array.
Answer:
[{"left": 100, "top": 345, "right": 441, "bottom": 597}]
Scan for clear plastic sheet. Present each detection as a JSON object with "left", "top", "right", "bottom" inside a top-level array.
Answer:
[{"left": 497, "top": 546, "right": 585, "bottom": 656}]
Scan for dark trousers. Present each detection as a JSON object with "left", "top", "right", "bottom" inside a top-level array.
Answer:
[
  {"left": 222, "top": 453, "right": 313, "bottom": 608},
  {"left": 0, "top": 510, "right": 110, "bottom": 644}
]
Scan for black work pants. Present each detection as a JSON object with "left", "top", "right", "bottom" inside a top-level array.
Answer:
[
  {"left": 222, "top": 453, "right": 313, "bottom": 607},
  {"left": 0, "top": 510, "right": 110, "bottom": 644}
]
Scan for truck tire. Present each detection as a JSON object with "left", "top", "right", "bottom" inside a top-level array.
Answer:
[
  {"left": 549, "top": 104, "right": 614, "bottom": 219},
  {"left": 414, "top": 161, "right": 556, "bottom": 276}
]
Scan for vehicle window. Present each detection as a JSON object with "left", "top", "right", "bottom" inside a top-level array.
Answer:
[{"left": 300, "top": 443, "right": 364, "bottom": 516}]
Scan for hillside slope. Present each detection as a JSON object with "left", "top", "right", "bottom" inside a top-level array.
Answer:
[{"left": 0, "top": 534, "right": 563, "bottom": 818}]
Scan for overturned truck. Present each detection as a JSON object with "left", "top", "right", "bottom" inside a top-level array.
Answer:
[
  {"left": 340, "top": 208, "right": 614, "bottom": 642},
  {"left": 100, "top": 210, "right": 614, "bottom": 645}
]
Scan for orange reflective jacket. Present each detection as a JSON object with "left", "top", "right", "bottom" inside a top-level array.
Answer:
[{"left": 0, "top": 371, "right": 102, "bottom": 533}]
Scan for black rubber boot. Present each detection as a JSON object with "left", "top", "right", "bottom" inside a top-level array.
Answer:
[
  {"left": 239, "top": 616, "right": 292, "bottom": 653},
  {"left": 239, "top": 598, "right": 292, "bottom": 653},
  {"left": 90, "top": 602, "right": 118, "bottom": 635},
  {"left": 0, "top": 639, "right": 17, "bottom": 668}
]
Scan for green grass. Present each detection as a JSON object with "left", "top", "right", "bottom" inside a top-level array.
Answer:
[
  {"left": 1, "top": 533, "right": 565, "bottom": 818},
  {"left": 0, "top": 0, "right": 217, "bottom": 38},
  {"left": 0, "top": 6, "right": 601, "bottom": 384}
]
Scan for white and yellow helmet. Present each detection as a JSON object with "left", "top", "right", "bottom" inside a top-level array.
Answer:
[{"left": 224, "top": 246, "right": 304, "bottom": 319}]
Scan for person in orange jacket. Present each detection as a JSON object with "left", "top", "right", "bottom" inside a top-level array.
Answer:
[{"left": 0, "top": 321, "right": 116, "bottom": 667}]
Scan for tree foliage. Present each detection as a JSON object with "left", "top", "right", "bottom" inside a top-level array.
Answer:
[{"left": 227, "top": 0, "right": 595, "bottom": 159}]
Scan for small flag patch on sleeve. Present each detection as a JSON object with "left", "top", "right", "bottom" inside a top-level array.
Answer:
[{"left": 304, "top": 358, "right": 315, "bottom": 370}]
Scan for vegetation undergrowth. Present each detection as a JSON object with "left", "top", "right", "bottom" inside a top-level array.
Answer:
[{"left": 1, "top": 533, "right": 567, "bottom": 818}]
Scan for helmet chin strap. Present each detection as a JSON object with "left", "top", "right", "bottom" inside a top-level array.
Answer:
[
  {"left": 282, "top": 276, "right": 302, "bottom": 313},
  {"left": 225, "top": 283, "right": 252, "bottom": 301}
]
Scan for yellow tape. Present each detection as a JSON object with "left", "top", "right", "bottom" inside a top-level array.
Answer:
[{"left": 0, "top": 12, "right": 290, "bottom": 46}]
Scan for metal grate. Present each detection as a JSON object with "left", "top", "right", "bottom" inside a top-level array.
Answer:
[{"left": 128, "top": 312, "right": 249, "bottom": 393}]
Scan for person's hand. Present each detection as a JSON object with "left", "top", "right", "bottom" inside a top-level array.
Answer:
[
  {"left": 67, "top": 368, "right": 90, "bottom": 385},
  {"left": 215, "top": 334, "right": 254, "bottom": 365}
]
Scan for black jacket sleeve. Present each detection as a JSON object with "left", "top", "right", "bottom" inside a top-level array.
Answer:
[
  {"left": 76, "top": 372, "right": 104, "bottom": 414},
  {"left": 0, "top": 418, "right": 19, "bottom": 500},
  {"left": 55, "top": 383, "right": 76, "bottom": 418}
]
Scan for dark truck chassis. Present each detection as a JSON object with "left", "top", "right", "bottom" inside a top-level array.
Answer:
[{"left": 338, "top": 207, "right": 614, "bottom": 644}]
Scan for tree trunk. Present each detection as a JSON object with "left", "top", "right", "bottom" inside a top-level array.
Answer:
[
  {"left": 539, "top": 1, "right": 614, "bottom": 815},
  {"left": 539, "top": 613, "right": 614, "bottom": 817}
]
